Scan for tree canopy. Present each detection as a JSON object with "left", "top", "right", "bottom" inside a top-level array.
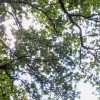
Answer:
[{"left": 0, "top": 0, "right": 100, "bottom": 99}]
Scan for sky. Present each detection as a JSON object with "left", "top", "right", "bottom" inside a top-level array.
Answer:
[
  {"left": 3, "top": 15, "right": 99, "bottom": 100},
  {"left": 76, "top": 80, "right": 99, "bottom": 100}
]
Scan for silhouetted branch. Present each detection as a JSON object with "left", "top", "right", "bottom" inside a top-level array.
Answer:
[
  {"left": 70, "top": 13, "right": 100, "bottom": 22},
  {"left": 59, "top": 0, "right": 83, "bottom": 47},
  {"left": 59, "top": 0, "right": 100, "bottom": 51}
]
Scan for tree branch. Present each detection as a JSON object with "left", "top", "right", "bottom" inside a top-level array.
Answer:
[
  {"left": 59, "top": 0, "right": 100, "bottom": 51},
  {"left": 59, "top": 0, "right": 83, "bottom": 47},
  {"left": 70, "top": 13, "right": 100, "bottom": 22}
]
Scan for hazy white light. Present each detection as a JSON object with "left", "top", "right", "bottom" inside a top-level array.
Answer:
[{"left": 76, "top": 80, "right": 99, "bottom": 100}]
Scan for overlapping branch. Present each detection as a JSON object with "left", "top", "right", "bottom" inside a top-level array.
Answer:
[
  {"left": 59, "top": 0, "right": 100, "bottom": 50},
  {"left": 58, "top": 0, "right": 100, "bottom": 69},
  {"left": 70, "top": 13, "right": 100, "bottom": 22}
]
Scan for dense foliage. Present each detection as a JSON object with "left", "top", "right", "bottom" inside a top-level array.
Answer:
[{"left": 0, "top": 0, "right": 100, "bottom": 99}]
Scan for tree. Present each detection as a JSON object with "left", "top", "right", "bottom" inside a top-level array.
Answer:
[{"left": 0, "top": 0, "right": 100, "bottom": 99}]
